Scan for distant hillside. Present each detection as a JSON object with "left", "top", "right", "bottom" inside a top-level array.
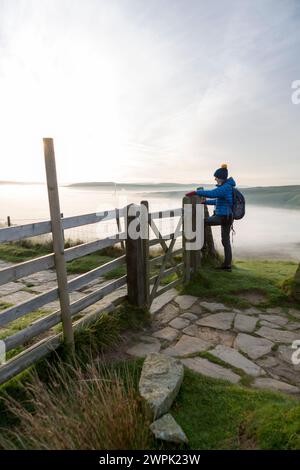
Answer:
[{"left": 242, "top": 185, "right": 300, "bottom": 209}]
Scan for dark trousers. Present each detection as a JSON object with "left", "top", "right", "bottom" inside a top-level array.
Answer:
[{"left": 205, "top": 215, "right": 233, "bottom": 266}]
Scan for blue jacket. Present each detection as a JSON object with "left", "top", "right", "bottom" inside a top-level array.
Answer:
[{"left": 196, "top": 177, "right": 236, "bottom": 217}]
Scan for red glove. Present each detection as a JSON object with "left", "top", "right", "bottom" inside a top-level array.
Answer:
[{"left": 186, "top": 191, "right": 196, "bottom": 197}]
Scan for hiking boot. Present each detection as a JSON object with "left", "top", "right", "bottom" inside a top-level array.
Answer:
[{"left": 216, "top": 265, "right": 232, "bottom": 272}]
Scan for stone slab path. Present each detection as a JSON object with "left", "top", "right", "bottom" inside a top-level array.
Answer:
[{"left": 126, "top": 294, "right": 300, "bottom": 396}]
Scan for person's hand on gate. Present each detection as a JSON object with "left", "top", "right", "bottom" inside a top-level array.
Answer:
[{"left": 185, "top": 191, "right": 196, "bottom": 197}]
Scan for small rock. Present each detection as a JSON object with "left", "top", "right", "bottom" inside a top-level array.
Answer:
[
  {"left": 155, "top": 304, "right": 180, "bottom": 325},
  {"left": 174, "top": 295, "right": 197, "bottom": 310},
  {"left": 234, "top": 314, "right": 257, "bottom": 333},
  {"left": 180, "top": 312, "right": 198, "bottom": 321},
  {"left": 169, "top": 317, "right": 190, "bottom": 330},
  {"left": 210, "top": 344, "right": 265, "bottom": 377},
  {"left": 150, "top": 414, "right": 188, "bottom": 444},
  {"left": 259, "top": 314, "right": 288, "bottom": 326},
  {"left": 200, "top": 301, "right": 229, "bottom": 313},
  {"left": 189, "top": 304, "right": 203, "bottom": 315},
  {"left": 139, "top": 353, "right": 184, "bottom": 418},
  {"left": 182, "top": 357, "right": 240, "bottom": 384},
  {"left": 243, "top": 307, "right": 261, "bottom": 315},
  {"left": 252, "top": 378, "right": 299, "bottom": 395},
  {"left": 196, "top": 312, "right": 236, "bottom": 331},
  {"left": 163, "top": 335, "right": 211, "bottom": 358},
  {"left": 126, "top": 336, "right": 161, "bottom": 357},
  {"left": 234, "top": 333, "right": 273, "bottom": 360},
  {"left": 150, "top": 289, "right": 178, "bottom": 314},
  {"left": 153, "top": 327, "right": 179, "bottom": 342},
  {"left": 256, "top": 326, "right": 300, "bottom": 344}
]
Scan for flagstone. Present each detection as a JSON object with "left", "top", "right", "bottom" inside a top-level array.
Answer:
[
  {"left": 196, "top": 312, "right": 236, "bottom": 331},
  {"left": 182, "top": 357, "right": 240, "bottom": 384},
  {"left": 174, "top": 295, "right": 197, "bottom": 310},
  {"left": 199, "top": 301, "right": 229, "bottom": 313},
  {"left": 163, "top": 335, "right": 211, "bottom": 358},
  {"left": 234, "top": 333, "right": 273, "bottom": 360},
  {"left": 252, "top": 378, "right": 299, "bottom": 395},
  {"left": 210, "top": 344, "right": 265, "bottom": 377},
  {"left": 234, "top": 314, "right": 257, "bottom": 333},
  {"left": 256, "top": 326, "right": 300, "bottom": 344}
]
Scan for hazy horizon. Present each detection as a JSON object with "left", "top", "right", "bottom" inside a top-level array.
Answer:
[{"left": 0, "top": 0, "right": 299, "bottom": 186}]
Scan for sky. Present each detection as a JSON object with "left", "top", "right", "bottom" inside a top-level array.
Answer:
[{"left": 0, "top": 0, "right": 300, "bottom": 186}]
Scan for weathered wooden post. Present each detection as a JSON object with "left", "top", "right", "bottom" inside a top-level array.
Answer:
[
  {"left": 190, "top": 194, "right": 203, "bottom": 275},
  {"left": 125, "top": 203, "right": 148, "bottom": 308},
  {"left": 43, "top": 138, "right": 74, "bottom": 347},
  {"left": 141, "top": 200, "right": 150, "bottom": 307},
  {"left": 7, "top": 216, "right": 11, "bottom": 227},
  {"left": 182, "top": 196, "right": 191, "bottom": 283}
]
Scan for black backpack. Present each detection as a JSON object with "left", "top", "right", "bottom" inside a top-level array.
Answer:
[{"left": 232, "top": 188, "right": 245, "bottom": 220}]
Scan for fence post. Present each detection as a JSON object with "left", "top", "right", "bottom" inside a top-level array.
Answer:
[
  {"left": 190, "top": 194, "right": 202, "bottom": 276},
  {"left": 125, "top": 203, "right": 148, "bottom": 308},
  {"left": 182, "top": 196, "right": 191, "bottom": 283},
  {"left": 43, "top": 138, "right": 74, "bottom": 348},
  {"left": 141, "top": 200, "right": 150, "bottom": 308},
  {"left": 7, "top": 216, "right": 11, "bottom": 227}
]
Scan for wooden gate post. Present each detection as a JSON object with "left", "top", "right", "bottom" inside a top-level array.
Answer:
[
  {"left": 125, "top": 203, "right": 148, "bottom": 308},
  {"left": 190, "top": 194, "right": 202, "bottom": 276},
  {"left": 182, "top": 196, "right": 191, "bottom": 283},
  {"left": 43, "top": 138, "right": 74, "bottom": 347}
]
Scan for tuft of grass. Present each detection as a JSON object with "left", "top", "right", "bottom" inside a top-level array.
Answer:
[
  {"left": 0, "top": 359, "right": 153, "bottom": 450},
  {"left": 183, "top": 259, "right": 298, "bottom": 308}
]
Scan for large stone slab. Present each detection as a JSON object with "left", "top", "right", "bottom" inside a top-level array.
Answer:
[
  {"left": 270, "top": 364, "right": 300, "bottom": 385},
  {"left": 258, "top": 314, "right": 288, "bottom": 326},
  {"left": 234, "top": 333, "right": 273, "bottom": 360},
  {"left": 163, "top": 335, "right": 211, "bottom": 358},
  {"left": 152, "top": 327, "right": 179, "bottom": 342},
  {"left": 196, "top": 312, "right": 236, "bottom": 331},
  {"left": 169, "top": 317, "right": 190, "bottom": 330},
  {"left": 0, "top": 282, "right": 22, "bottom": 296},
  {"left": 259, "top": 321, "right": 281, "bottom": 329},
  {"left": 210, "top": 344, "right": 265, "bottom": 377},
  {"left": 256, "top": 326, "right": 300, "bottom": 344},
  {"left": 257, "top": 356, "right": 279, "bottom": 369},
  {"left": 150, "top": 289, "right": 178, "bottom": 314},
  {"left": 183, "top": 324, "right": 235, "bottom": 347},
  {"left": 200, "top": 301, "right": 229, "bottom": 313},
  {"left": 155, "top": 304, "right": 180, "bottom": 325},
  {"left": 288, "top": 308, "right": 300, "bottom": 319},
  {"left": 139, "top": 353, "right": 184, "bottom": 418},
  {"left": 174, "top": 295, "right": 197, "bottom": 310},
  {"left": 21, "top": 270, "right": 57, "bottom": 285},
  {"left": 266, "top": 307, "right": 284, "bottom": 315},
  {"left": 150, "top": 414, "right": 188, "bottom": 444},
  {"left": 252, "top": 378, "right": 299, "bottom": 395},
  {"left": 126, "top": 336, "right": 161, "bottom": 357},
  {"left": 234, "top": 314, "right": 257, "bottom": 333},
  {"left": 2, "top": 289, "right": 37, "bottom": 305},
  {"left": 182, "top": 357, "right": 240, "bottom": 384}
]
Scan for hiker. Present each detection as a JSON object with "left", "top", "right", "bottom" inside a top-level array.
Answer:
[{"left": 186, "top": 164, "right": 236, "bottom": 272}]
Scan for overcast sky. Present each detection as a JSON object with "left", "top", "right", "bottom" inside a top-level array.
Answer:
[{"left": 0, "top": 0, "right": 299, "bottom": 185}]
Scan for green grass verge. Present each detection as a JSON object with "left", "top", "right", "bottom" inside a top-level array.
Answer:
[
  {"left": 183, "top": 259, "right": 298, "bottom": 308},
  {"left": 171, "top": 368, "right": 300, "bottom": 450}
]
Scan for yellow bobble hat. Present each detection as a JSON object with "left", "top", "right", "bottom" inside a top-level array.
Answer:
[{"left": 214, "top": 163, "right": 228, "bottom": 180}]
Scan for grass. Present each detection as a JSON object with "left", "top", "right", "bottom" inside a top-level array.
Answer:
[
  {"left": 0, "top": 360, "right": 153, "bottom": 450},
  {"left": 171, "top": 368, "right": 300, "bottom": 450},
  {"left": 183, "top": 258, "right": 298, "bottom": 308}
]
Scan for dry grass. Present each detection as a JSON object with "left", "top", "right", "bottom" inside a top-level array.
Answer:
[{"left": 0, "top": 359, "right": 153, "bottom": 450}]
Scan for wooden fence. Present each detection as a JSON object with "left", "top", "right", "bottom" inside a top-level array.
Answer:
[{"left": 0, "top": 139, "right": 210, "bottom": 385}]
